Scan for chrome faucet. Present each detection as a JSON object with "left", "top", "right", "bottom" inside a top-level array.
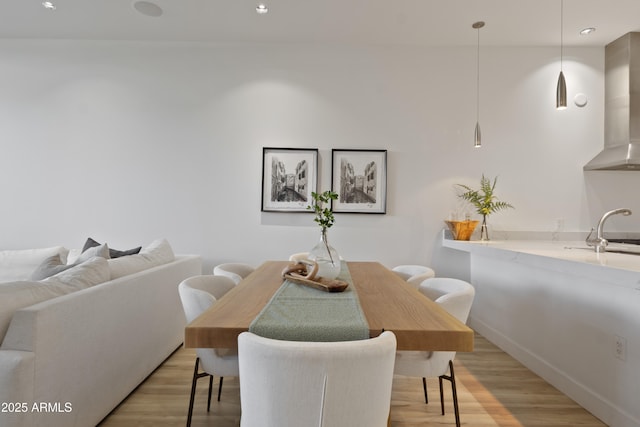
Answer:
[{"left": 586, "top": 208, "right": 633, "bottom": 253}]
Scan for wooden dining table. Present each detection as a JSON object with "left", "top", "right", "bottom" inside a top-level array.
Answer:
[{"left": 184, "top": 261, "right": 474, "bottom": 352}]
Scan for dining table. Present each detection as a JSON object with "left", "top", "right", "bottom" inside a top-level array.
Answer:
[{"left": 184, "top": 260, "right": 474, "bottom": 352}]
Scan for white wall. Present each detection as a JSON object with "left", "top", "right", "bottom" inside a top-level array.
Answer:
[{"left": 1, "top": 39, "right": 638, "bottom": 272}]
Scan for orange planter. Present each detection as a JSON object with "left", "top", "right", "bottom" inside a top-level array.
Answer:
[{"left": 444, "top": 220, "right": 479, "bottom": 241}]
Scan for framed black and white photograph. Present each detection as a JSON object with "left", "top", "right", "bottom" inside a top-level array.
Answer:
[
  {"left": 331, "top": 149, "right": 387, "bottom": 214},
  {"left": 261, "top": 147, "right": 318, "bottom": 212}
]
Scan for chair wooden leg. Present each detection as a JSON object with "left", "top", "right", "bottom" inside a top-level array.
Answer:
[
  {"left": 207, "top": 375, "right": 213, "bottom": 411},
  {"left": 439, "top": 360, "right": 461, "bottom": 427},
  {"left": 449, "top": 360, "right": 461, "bottom": 427},
  {"left": 438, "top": 375, "right": 445, "bottom": 415},
  {"left": 187, "top": 357, "right": 213, "bottom": 427},
  {"left": 218, "top": 377, "right": 224, "bottom": 401},
  {"left": 186, "top": 358, "right": 200, "bottom": 427},
  {"left": 422, "top": 377, "right": 428, "bottom": 403}
]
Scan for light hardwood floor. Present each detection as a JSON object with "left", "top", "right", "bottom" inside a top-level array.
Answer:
[{"left": 99, "top": 332, "right": 606, "bottom": 426}]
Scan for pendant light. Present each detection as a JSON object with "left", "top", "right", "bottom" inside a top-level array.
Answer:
[
  {"left": 556, "top": 0, "right": 567, "bottom": 109},
  {"left": 473, "top": 21, "right": 484, "bottom": 148}
]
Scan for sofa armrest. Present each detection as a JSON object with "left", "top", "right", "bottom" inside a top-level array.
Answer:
[{"left": 0, "top": 350, "right": 35, "bottom": 427}]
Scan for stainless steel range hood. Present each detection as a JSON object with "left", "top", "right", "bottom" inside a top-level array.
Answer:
[{"left": 584, "top": 32, "right": 640, "bottom": 171}]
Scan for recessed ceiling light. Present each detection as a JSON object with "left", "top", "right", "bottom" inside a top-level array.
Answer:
[
  {"left": 256, "top": 3, "right": 268, "bottom": 14},
  {"left": 133, "top": 1, "right": 163, "bottom": 18},
  {"left": 42, "top": 1, "right": 56, "bottom": 10},
  {"left": 580, "top": 27, "right": 596, "bottom": 36}
]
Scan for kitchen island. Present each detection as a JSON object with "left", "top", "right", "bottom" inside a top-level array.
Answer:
[{"left": 441, "top": 234, "right": 640, "bottom": 427}]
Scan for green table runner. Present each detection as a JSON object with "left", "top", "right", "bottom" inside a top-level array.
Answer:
[{"left": 249, "top": 262, "right": 370, "bottom": 342}]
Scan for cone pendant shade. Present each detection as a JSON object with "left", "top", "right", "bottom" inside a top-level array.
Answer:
[
  {"left": 474, "top": 122, "right": 481, "bottom": 148},
  {"left": 556, "top": 70, "right": 567, "bottom": 109}
]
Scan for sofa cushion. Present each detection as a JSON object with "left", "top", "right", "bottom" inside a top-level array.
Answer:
[
  {"left": 108, "top": 238, "right": 175, "bottom": 279},
  {"left": 0, "top": 247, "right": 69, "bottom": 283},
  {"left": 82, "top": 237, "right": 142, "bottom": 259},
  {"left": 0, "top": 257, "right": 110, "bottom": 343}
]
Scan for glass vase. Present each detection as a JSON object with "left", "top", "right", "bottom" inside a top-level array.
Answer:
[
  {"left": 309, "top": 229, "right": 341, "bottom": 279},
  {"left": 480, "top": 215, "right": 490, "bottom": 241}
]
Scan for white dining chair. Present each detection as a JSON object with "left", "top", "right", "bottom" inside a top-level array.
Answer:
[
  {"left": 392, "top": 264, "right": 436, "bottom": 288},
  {"left": 213, "top": 262, "right": 254, "bottom": 285},
  {"left": 394, "top": 277, "right": 475, "bottom": 427},
  {"left": 238, "top": 331, "right": 397, "bottom": 427},
  {"left": 178, "top": 275, "right": 239, "bottom": 427}
]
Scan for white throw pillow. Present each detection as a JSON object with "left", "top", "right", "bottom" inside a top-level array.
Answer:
[
  {"left": 108, "top": 238, "right": 174, "bottom": 279},
  {"left": 66, "top": 248, "right": 81, "bottom": 265},
  {"left": 140, "top": 238, "right": 175, "bottom": 263},
  {"left": 76, "top": 243, "right": 110, "bottom": 263},
  {"left": 44, "top": 256, "right": 110, "bottom": 290},
  {"left": 30, "top": 244, "right": 110, "bottom": 281},
  {"left": 29, "top": 254, "right": 76, "bottom": 281},
  {"left": 0, "top": 246, "right": 69, "bottom": 283}
]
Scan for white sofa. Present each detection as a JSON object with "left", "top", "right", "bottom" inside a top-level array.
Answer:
[{"left": 0, "top": 240, "right": 202, "bottom": 427}]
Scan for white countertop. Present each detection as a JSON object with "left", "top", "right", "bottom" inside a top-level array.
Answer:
[
  {"left": 442, "top": 233, "right": 640, "bottom": 279},
  {"left": 446, "top": 233, "right": 640, "bottom": 425}
]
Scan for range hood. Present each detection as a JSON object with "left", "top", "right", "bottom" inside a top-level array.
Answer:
[{"left": 584, "top": 32, "right": 640, "bottom": 171}]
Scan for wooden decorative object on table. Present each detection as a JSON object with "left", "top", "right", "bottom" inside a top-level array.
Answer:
[
  {"left": 282, "top": 260, "right": 349, "bottom": 292},
  {"left": 445, "top": 220, "right": 479, "bottom": 241}
]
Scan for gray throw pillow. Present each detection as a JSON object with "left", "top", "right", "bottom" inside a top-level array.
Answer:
[{"left": 82, "top": 237, "right": 141, "bottom": 258}]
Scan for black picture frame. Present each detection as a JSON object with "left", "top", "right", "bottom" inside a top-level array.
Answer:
[
  {"left": 331, "top": 149, "right": 387, "bottom": 214},
  {"left": 261, "top": 147, "right": 318, "bottom": 212}
]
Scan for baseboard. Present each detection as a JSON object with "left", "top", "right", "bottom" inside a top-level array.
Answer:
[{"left": 469, "top": 316, "right": 640, "bottom": 427}]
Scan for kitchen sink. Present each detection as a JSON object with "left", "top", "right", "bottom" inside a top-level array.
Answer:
[
  {"left": 600, "top": 249, "right": 640, "bottom": 255},
  {"left": 607, "top": 238, "right": 640, "bottom": 245},
  {"left": 564, "top": 245, "right": 640, "bottom": 256}
]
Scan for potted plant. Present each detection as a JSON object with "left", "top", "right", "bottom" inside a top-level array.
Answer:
[
  {"left": 307, "top": 190, "right": 341, "bottom": 278},
  {"left": 455, "top": 175, "right": 514, "bottom": 240},
  {"left": 308, "top": 190, "right": 338, "bottom": 231}
]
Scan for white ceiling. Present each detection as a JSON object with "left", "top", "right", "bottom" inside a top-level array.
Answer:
[{"left": 2, "top": 0, "right": 640, "bottom": 47}]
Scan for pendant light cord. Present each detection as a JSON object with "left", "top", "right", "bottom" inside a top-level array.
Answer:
[
  {"left": 560, "top": 0, "right": 563, "bottom": 71},
  {"left": 476, "top": 25, "right": 481, "bottom": 124}
]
